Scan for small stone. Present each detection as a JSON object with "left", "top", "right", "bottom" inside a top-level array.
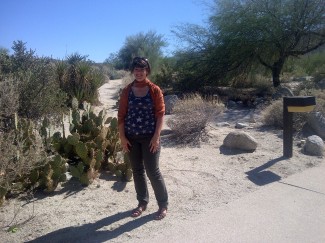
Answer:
[{"left": 235, "top": 122, "right": 249, "bottom": 129}]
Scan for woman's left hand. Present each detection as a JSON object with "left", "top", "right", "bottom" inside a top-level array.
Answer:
[{"left": 149, "top": 136, "right": 160, "bottom": 153}]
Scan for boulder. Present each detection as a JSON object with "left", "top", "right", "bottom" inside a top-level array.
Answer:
[
  {"left": 223, "top": 131, "right": 258, "bottom": 151},
  {"left": 272, "top": 86, "right": 294, "bottom": 100},
  {"left": 164, "top": 95, "right": 179, "bottom": 115},
  {"left": 307, "top": 112, "right": 325, "bottom": 139},
  {"left": 303, "top": 135, "right": 324, "bottom": 156},
  {"left": 316, "top": 78, "right": 325, "bottom": 89}
]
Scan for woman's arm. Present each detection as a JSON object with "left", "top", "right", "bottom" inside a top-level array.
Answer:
[
  {"left": 150, "top": 115, "right": 164, "bottom": 153},
  {"left": 118, "top": 123, "right": 131, "bottom": 152}
]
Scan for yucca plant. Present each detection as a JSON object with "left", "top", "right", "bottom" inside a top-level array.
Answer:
[{"left": 56, "top": 53, "right": 105, "bottom": 108}]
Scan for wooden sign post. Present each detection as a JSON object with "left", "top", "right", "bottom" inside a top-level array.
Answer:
[{"left": 283, "top": 96, "right": 316, "bottom": 158}]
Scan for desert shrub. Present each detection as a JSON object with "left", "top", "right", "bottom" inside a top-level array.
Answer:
[
  {"left": 261, "top": 99, "right": 307, "bottom": 131},
  {"left": 0, "top": 78, "right": 19, "bottom": 131},
  {"left": 167, "top": 93, "right": 224, "bottom": 144},
  {"left": 298, "top": 88, "right": 325, "bottom": 116},
  {"left": 1, "top": 41, "right": 68, "bottom": 122},
  {"left": 151, "top": 61, "right": 175, "bottom": 90},
  {"left": 17, "top": 58, "right": 68, "bottom": 120},
  {"left": 103, "top": 65, "right": 128, "bottom": 80},
  {"left": 0, "top": 127, "right": 45, "bottom": 205},
  {"left": 250, "top": 74, "right": 273, "bottom": 95},
  {"left": 261, "top": 100, "right": 284, "bottom": 128},
  {"left": 283, "top": 50, "right": 325, "bottom": 76},
  {"left": 0, "top": 78, "right": 19, "bottom": 116}
]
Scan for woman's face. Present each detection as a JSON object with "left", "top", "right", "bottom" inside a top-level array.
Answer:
[{"left": 133, "top": 67, "right": 147, "bottom": 82}]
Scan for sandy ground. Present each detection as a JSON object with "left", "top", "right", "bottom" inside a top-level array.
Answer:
[{"left": 0, "top": 79, "right": 323, "bottom": 243}]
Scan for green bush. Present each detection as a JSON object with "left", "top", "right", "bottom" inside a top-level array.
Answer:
[
  {"left": 283, "top": 50, "right": 325, "bottom": 76},
  {"left": 1, "top": 41, "right": 67, "bottom": 122},
  {"left": 17, "top": 58, "right": 68, "bottom": 120},
  {"left": 151, "top": 60, "right": 175, "bottom": 90}
]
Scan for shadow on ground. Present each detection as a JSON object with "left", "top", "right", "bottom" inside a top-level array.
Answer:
[
  {"left": 219, "top": 145, "right": 256, "bottom": 155},
  {"left": 26, "top": 210, "right": 154, "bottom": 243},
  {"left": 245, "top": 156, "right": 286, "bottom": 186}
]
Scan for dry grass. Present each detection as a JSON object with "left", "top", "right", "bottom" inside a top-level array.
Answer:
[
  {"left": 261, "top": 100, "right": 284, "bottom": 128},
  {"left": 261, "top": 98, "right": 316, "bottom": 132},
  {"left": 299, "top": 88, "right": 325, "bottom": 115},
  {"left": 167, "top": 93, "right": 224, "bottom": 144}
]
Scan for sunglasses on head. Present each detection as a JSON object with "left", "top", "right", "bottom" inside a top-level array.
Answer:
[{"left": 133, "top": 57, "right": 148, "bottom": 63}]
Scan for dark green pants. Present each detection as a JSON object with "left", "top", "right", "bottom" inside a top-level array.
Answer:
[{"left": 127, "top": 135, "right": 168, "bottom": 209}]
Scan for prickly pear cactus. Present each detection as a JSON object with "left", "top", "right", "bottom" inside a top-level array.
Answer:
[
  {"left": 103, "top": 117, "right": 132, "bottom": 180},
  {"left": 38, "top": 154, "right": 67, "bottom": 192},
  {"left": 15, "top": 118, "right": 37, "bottom": 152},
  {"left": 51, "top": 105, "right": 122, "bottom": 185}
]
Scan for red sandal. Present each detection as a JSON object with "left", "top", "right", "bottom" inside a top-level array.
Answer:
[
  {"left": 155, "top": 207, "right": 167, "bottom": 220},
  {"left": 131, "top": 204, "right": 147, "bottom": 218}
]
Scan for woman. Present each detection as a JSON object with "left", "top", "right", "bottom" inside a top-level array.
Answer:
[{"left": 118, "top": 57, "right": 168, "bottom": 220}]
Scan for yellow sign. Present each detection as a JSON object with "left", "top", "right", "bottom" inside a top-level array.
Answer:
[{"left": 287, "top": 105, "right": 315, "bottom": 112}]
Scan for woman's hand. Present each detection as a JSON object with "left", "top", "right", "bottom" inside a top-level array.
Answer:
[
  {"left": 120, "top": 136, "right": 131, "bottom": 152},
  {"left": 150, "top": 135, "right": 160, "bottom": 153}
]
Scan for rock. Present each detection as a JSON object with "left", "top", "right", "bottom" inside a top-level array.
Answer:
[
  {"left": 216, "top": 122, "right": 231, "bottom": 127},
  {"left": 227, "top": 100, "right": 237, "bottom": 107},
  {"left": 164, "top": 95, "right": 179, "bottom": 115},
  {"left": 223, "top": 131, "right": 258, "bottom": 151},
  {"left": 316, "top": 78, "right": 325, "bottom": 89},
  {"left": 303, "top": 135, "right": 324, "bottom": 156},
  {"left": 307, "top": 112, "right": 325, "bottom": 139},
  {"left": 235, "top": 122, "right": 250, "bottom": 129},
  {"left": 272, "top": 86, "right": 294, "bottom": 100},
  {"left": 293, "top": 76, "right": 314, "bottom": 82}
]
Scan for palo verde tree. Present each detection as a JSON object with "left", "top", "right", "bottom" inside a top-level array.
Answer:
[
  {"left": 210, "top": 0, "right": 325, "bottom": 87},
  {"left": 173, "top": 0, "right": 325, "bottom": 88},
  {"left": 109, "top": 30, "right": 167, "bottom": 73}
]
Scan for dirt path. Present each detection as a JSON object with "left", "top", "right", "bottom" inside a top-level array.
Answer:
[{"left": 92, "top": 79, "right": 123, "bottom": 116}]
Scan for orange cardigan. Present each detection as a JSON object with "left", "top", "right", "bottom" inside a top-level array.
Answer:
[{"left": 118, "top": 79, "right": 165, "bottom": 126}]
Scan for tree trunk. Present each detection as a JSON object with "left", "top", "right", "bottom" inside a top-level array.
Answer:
[
  {"left": 272, "top": 68, "right": 281, "bottom": 87},
  {"left": 271, "top": 57, "right": 286, "bottom": 88}
]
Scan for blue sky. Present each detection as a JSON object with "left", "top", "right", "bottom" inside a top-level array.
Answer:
[{"left": 1, "top": 0, "right": 211, "bottom": 63}]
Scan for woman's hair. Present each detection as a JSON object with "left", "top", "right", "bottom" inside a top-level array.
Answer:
[{"left": 130, "top": 57, "right": 151, "bottom": 75}]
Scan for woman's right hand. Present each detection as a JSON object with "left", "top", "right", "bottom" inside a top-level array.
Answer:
[{"left": 120, "top": 136, "right": 131, "bottom": 152}]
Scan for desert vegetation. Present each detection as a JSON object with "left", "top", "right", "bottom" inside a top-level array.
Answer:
[
  {"left": 0, "top": 42, "right": 127, "bottom": 206},
  {"left": 167, "top": 94, "right": 224, "bottom": 144}
]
